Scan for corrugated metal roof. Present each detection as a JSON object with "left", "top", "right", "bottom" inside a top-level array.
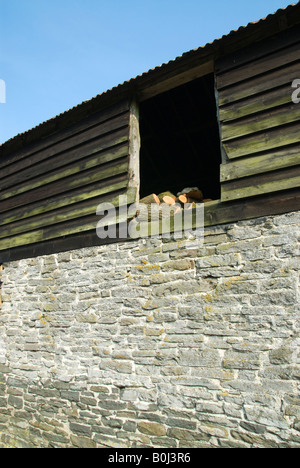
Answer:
[{"left": 1, "top": 1, "right": 299, "bottom": 152}]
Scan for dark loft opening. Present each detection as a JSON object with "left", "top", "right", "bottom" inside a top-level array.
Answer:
[{"left": 139, "top": 73, "right": 221, "bottom": 201}]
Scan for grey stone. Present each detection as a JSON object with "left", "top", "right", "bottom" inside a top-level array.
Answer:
[
  {"left": 70, "top": 435, "right": 97, "bottom": 448},
  {"left": 60, "top": 391, "right": 80, "bottom": 402},
  {"left": 137, "top": 421, "right": 166, "bottom": 436},
  {"left": 269, "top": 346, "right": 294, "bottom": 365},
  {"left": 0, "top": 210, "right": 299, "bottom": 448},
  {"left": 8, "top": 395, "right": 23, "bottom": 409},
  {"left": 69, "top": 422, "right": 92, "bottom": 435}
]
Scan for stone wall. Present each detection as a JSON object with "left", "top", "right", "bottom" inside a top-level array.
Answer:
[{"left": 0, "top": 211, "right": 299, "bottom": 448}]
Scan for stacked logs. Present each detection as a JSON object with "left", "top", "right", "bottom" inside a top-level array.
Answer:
[{"left": 137, "top": 188, "right": 212, "bottom": 222}]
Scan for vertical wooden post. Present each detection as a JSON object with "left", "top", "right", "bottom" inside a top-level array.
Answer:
[
  {"left": 128, "top": 98, "right": 141, "bottom": 203},
  {"left": 214, "top": 75, "right": 229, "bottom": 166}
]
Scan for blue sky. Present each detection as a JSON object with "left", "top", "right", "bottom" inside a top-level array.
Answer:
[{"left": 0, "top": 0, "right": 295, "bottom": 145}]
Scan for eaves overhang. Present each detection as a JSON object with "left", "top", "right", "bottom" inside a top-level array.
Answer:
[{"left": 1, "top": 1, "right": 300, "bottom": 158}]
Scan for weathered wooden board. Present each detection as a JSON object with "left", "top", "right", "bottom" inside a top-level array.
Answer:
[
  {"left": 0, "top": 99, "right": 130, "bottom": 168},
  {"left": 139, "top": 61, "right": 214, "bottom": 101},
  {"left": 221, "top": 166, "right": 300, "bottom": 202},
  {"left": 217, "top": 61, "right": 300, "bottom": 107},
  {"left": 0, "top": 158, "right": 129, "bottom": 213},
  {"left": 221, "top": 102, "right": 300, "bottom": 141},
  {"left": 220, "top": 145, "right": 300, "bottom": 182},
  {"left": 205, "top": 188, "right": 300, "bottom": 226},
  {"left": 217, "top": 40, "right": 300, "bottom": 89},
  {"left": 0, "top": 223, "right": 134, "bottom": 263},
  {"left": 0, "top": 144, "right": 129, "bottom": 201},
  {"left": 0, "top": 188, "right": 136, "bottom": 251},
  {"left": 0, "top": 99, "right": 133, "bottom": 253},
  {"left": 216, "top": 26, "right": 300, "bottom": 203},
  {"left": 0, "top": 187, "right": 137, "bottom": 240},
  {"left": 1, "top": 176, "right": 128, "bottom": 226},
  {"left": 223, "top": 122, "right": 300, "bottom": 159},
  {"left": 219, "top": 83, "right": 295, "bottom": 122},
  {"left": 1, "top": 188, "right": 299, "bottom": 263},
  {"left": 0, "top": 126, "right": 129, "bottom": 186},
  {"left": 215, "top": 24, "right": 300, "bottom": 75}
]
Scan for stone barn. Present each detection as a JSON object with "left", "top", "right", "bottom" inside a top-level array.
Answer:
[{"left": 0, "top": 2, "right": 299, "bottom": 448}]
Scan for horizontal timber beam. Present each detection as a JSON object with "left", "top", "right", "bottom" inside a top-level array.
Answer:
[
  {"left": 139, "top": 61, "right": 214, "bottom": 100},
  {"left": 1, "top": 189, "right": 299, "bottom": 263}
]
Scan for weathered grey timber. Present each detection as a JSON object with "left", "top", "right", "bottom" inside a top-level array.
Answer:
[{"left": 0, "top": 4, "right": 300, "bottom": 260}]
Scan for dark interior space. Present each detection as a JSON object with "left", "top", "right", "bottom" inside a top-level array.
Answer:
[{"left": 139, "top": 73, "right": 221, "bottom": 200}]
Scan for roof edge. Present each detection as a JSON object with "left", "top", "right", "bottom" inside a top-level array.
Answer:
[{"left": 1, "top": 1, "right": 300, "bottom": 157}]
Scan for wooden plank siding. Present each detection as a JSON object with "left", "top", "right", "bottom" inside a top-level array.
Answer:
[
  {"left": 0, "top": 99, "right": 137, "bottom": 253},
  {"left": 216, "top": 25, "right": 300, "bottom": 202},
  {"left": 1, "top": 187, "right": 299, "bottom": 263},
  {"left": 1, "top": 6, "right": 300, "bottom": 262}
]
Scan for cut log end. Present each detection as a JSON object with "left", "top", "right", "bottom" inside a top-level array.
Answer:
[
  {"left": 163, "top": 195, "right": 176, "bottom": 205},
  {"left": 157, "top": 191, "right": 176, "bottom": 203},
  {"left": 140, "top": 193, "right": 160, "bottom": 205}
]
